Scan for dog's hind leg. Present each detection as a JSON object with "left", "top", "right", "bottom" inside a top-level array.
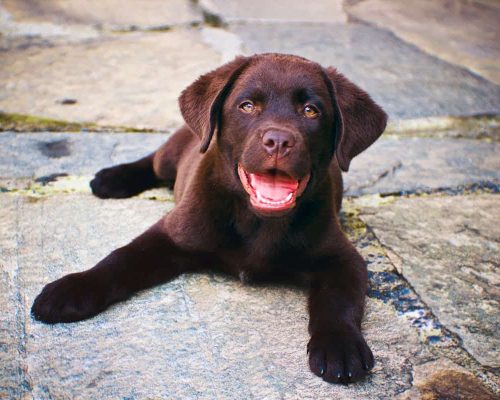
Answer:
[{"left": 90, "top": 126, "right": 194, "bottom": 198}]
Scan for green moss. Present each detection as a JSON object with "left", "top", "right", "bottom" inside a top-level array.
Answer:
[
  {"left": 340, "top": 200, "right": 368, "bottom": 241},
  {"left": 0, "top": 112, "right": 97, "bottom": 132},
  {"left": 0, "top": 112, "right": 158, "bottom": 133},
  {"left": 2, "top": 175, "right": 175, "bottom": 202}
]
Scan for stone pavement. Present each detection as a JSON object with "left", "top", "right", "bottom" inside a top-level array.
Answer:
[{"left": 0, "top": 1, "right": 499, "bottom": 399}]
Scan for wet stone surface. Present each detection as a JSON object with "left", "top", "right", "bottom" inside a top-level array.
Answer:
[{"left": 358, "top": 194, "right": 500, "bottom": 367}]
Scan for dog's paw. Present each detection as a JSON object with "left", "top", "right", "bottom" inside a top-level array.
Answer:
[
  {"left": 90, "top": 164, "right": 154, "bottom": 199},
  {"left": 307, "top": 329, "right": 374, "bottom": 384},
  {"left": 31, "top": 272, "right": 105, "bottom": 324}
]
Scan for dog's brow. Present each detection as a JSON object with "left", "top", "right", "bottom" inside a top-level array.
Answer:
[
  {"left": 235, "top": 88, "right": 267, "bottom": 102},
  {"left": 292, "top": 87, "right": 325, "bottom": 107}
]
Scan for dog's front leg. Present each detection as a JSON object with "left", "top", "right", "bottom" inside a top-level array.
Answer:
[
  {"left": 307, "top": 245, "right": 374, "bottom": 384},
  {"left": 31, "top": 220, "right": 210, "bottom": 324}
]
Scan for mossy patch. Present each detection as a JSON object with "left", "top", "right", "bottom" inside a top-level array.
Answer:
[
  {"left": 1, "top": 174, "right": 175, "bottom": 202},
  {"left": 0, "top": 112, "right": 159, "bottom": 133},
  {"left": 0, "top": 112, "right": 97, "bottom": 132},
  {"left": 384, "top": 114, "right": 500, "bottom": 141}
]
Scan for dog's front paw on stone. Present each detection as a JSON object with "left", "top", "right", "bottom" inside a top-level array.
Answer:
[
  {"left": 90, "top": 164, "right": 153, "bottom": 199},
  {"left": 90, "top": 165, "right": 134, "bottom": 198},
  {"left": 308, "top": 330, "right": 374, "bottom": 384},
  {"left": 31, "top": 272, "right": 105, "bottom": 324}
]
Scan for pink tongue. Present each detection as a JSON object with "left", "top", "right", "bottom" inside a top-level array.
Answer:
[{"left": 250, "top": 173, "right": 298, "bottom": 201}]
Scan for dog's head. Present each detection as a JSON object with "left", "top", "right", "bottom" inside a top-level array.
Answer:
[{"left": 180, "top": 54, "right": 387, "bottom": 217}]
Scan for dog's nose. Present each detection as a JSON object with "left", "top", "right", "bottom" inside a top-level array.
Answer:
[{"left": 262, "top": 130, "right": 296, "bottom": 157}]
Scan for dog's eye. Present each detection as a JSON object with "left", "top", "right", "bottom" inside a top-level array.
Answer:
[
  {"left": 303, "top": 104, "right": 319, "bottom": 119},
  {"left": 239, "top": 101, "right": 255, "bottom": 114}
]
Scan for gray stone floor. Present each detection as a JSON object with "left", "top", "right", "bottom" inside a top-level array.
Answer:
[{"left": 0, "top": 1, "right": 499, "bottom": 399}]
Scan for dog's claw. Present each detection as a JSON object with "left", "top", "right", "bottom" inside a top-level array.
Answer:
[{"left": 308, "top": 330, "right": 373, "bottom": 384}]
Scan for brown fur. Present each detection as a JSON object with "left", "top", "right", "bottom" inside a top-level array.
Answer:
[{"left": 32, "top": 53, "right": 387, "bottom": 384}]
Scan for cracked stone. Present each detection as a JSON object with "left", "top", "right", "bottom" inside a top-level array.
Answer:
[
  {"left": 0, "top": 30, "right": 221, "bottom": 130},
  {"left": 231, "top": 22, "right": 500, "bottom": 120},
  {"left": 358, "top": 194, "right": 500, "bottom": 367},
  {"left": 0, "top": 193, "right": 434, "bottom": 399},
  {"left": 346, "top": 0, "right": 500, "bottom": 84},
  {"left": 344, "top": 137, "right": 500, "bottom": 196}
]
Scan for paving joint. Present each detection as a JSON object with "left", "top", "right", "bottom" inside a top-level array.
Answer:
[
  {"left": 110, "top": 21, "right": 206, "bottom": 34},
  {"left": 342, "top": 201, "right": 500, "bottom": 392},
  {"left": 0, "top": 175, "right": 175, "bottom": 202},
  {"left": 354, "top": 181, "right": 500, "bottom": 199},
  {"left": 0, "top": 0, "right": 232, "bottom": 39},
  {"left": 384, "top": 114, "right": 500, "bottom": 142}
]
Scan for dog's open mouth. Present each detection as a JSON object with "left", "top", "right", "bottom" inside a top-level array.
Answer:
[{"left": 238, "top": 164, "right": 310, "bottom": 214}]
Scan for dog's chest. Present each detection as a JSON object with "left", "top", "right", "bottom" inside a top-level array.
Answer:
[
  {"left": 232, "top": 234, "right": 311, "bottom": 282},
  {"left": 225, "top": 212, "right": 317, "bottom": 280}
]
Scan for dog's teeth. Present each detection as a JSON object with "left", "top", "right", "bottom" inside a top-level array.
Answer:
[{"left": 255, "top": 191, "right": 293, "bottom": 206}]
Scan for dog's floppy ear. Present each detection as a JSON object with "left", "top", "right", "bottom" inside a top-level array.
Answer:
[
  {"left": 325, "top": 67, "right": 388, "bottom": 171},
  {"left": 179, "top": 56, "right": 251, "bottom": 153}
]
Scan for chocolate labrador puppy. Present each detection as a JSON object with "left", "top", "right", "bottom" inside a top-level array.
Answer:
[{"left": 32, "top": 53, "right": 387, "bottom": 384}]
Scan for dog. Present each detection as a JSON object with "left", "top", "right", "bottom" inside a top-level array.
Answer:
[{"left": 32, "top": 53, "right": 387, "bottom": 384}]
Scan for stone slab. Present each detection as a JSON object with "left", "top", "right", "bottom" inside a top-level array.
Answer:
[
  {"left": 231, "top": 22, "right": 500, "bottom": 120},
  {"left": 1, "top": 0, "right": 201, "bottom": 32},
  {"left": 0, "top": 30, "right": 221, "bottom": 130},
  {"left": 346, "top": 0, "right": 500, "bottom": 84},
  {"left": 0, "top": 132, "right": 168, "bottom": 179},
  {"left": 0, "top": 193, "right": 432, "bottom": 399},
  {"left": 199, "top": 0, "right": 346, "bottom": 23},
  {"left": 358, "top": 194, "right": 500, "bottom": 367},
  {"left": 345, "top": 137, "right": 500, "bottom": 196}
]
